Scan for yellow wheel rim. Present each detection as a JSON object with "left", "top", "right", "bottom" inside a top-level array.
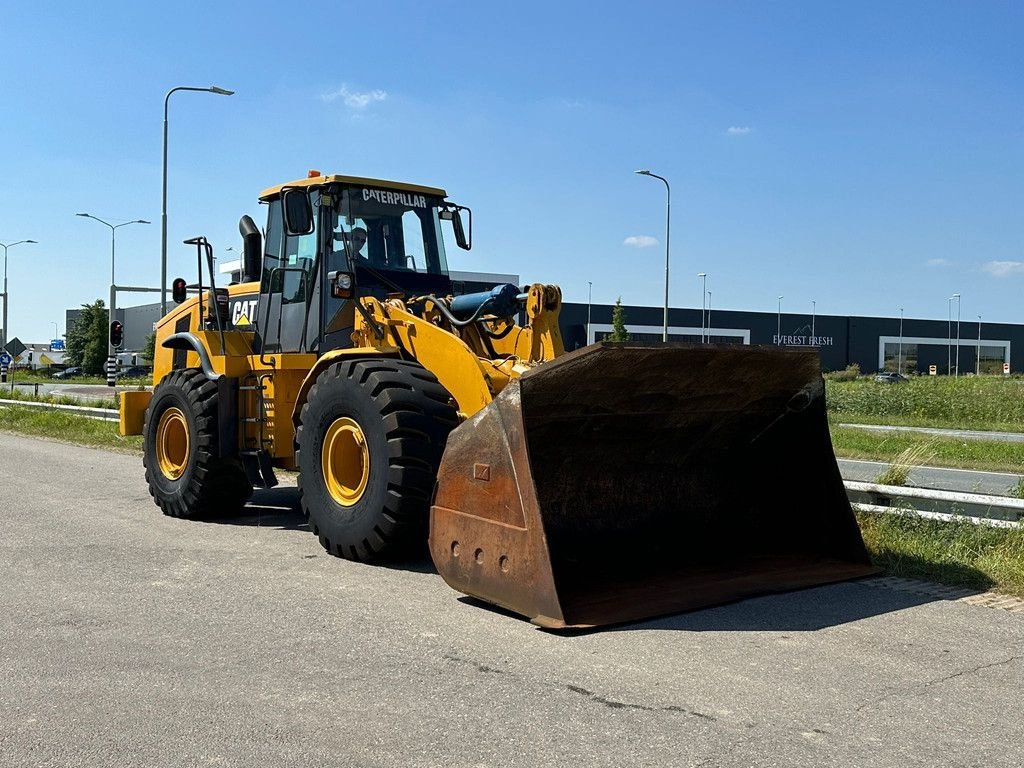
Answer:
[
  {"left": 156, "top": 407, "right": 190, "bottom": 481},
  {"left": 322, "top": 416, "right": 370, "bottom": 507}
]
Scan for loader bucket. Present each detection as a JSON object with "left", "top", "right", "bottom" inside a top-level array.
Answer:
[{"left": 429, "top": 342, "right": 878, "bottom": 629}]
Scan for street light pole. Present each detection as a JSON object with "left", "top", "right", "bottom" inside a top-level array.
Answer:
[
  {"left": 898, "top": 307, "right": 904, "bottom": 375},
  {"left": 811, "top": 300, "right": 816, "bottom": 346},
  {"left": 706, "top": 290, "right": 712, "bottom": 342},
  {"left": 635, "top": 170, "right": 671, "bottom": 342},
  {"left": 947, "top": 296, "right": 953, "bottom": 375},
  {"left": 0, "top": 239, "right": 37, "bottom": 353},
  {"left": 162, "top": 85, "right": 235, "bottom": 316},
  {"left": 587, "top": 280, "right": 592, "bottom": 346},
  {"left": 777, "top": 296, "right": 783, "bottom": 344},
  {"left": 976, "top": 314, "right": 982, "bottom": 376},
  {"left": 698, "top": 272, "right": 707, "bottom": 343},
  {"left": 77, "top": 214, "right": 150, "bottom": 369},
  {"left": 954, "top": 293, "right": 961, "bottom": 378}
]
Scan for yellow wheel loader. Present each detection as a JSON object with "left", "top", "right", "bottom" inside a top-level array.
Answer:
[{"left": 121, "top": 172, "right": 878, "bottom": 629}]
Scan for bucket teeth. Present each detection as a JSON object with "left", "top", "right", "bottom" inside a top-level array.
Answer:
[{"left": 429, "top": 343, "right": 878, "bottom": 629}]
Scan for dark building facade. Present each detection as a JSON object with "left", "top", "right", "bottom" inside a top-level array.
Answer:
[{"left": 560, "top": 302, "right": 1016, "bottom": 375}]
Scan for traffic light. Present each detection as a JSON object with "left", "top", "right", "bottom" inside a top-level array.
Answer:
[
  {"left": 110, "top": 320, "right": 124, "bottom": 348},
  {"left": 172, "top": 277, "right": 187, "bottom": 304}
]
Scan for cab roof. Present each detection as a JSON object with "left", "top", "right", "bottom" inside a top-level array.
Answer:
[{"left": 259, "top": 173, "right": 447, "bottom": 202}]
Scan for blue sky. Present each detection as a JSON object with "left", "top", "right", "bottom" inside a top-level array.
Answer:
[{"left": 1, "top": 0, "right": 1021, "bottom": 342}]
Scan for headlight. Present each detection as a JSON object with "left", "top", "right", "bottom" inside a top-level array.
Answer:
[{"left": 338, "top": 273, "right": 353, "bottom": 290}]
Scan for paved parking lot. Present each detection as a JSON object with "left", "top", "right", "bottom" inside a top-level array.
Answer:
[{"left": 1, "top": 431, "right": 1021, "bottom": 767}]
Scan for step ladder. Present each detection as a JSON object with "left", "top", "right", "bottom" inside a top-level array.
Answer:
[{"left": 239, "top": 372, "right": 278, "bottom": 488}]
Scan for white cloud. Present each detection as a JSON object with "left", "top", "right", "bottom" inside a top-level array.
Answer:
[
  {"left": 983, "top": 260, "right": 1024, "bottom": 277},
  {"left": 926, "top": 258, "right": 951, "bottom": 267},
  {"left": 321, "top": 84, "right": 388, "bottom": 109},
  {"left": 624, "top": 235, "right": 658, "bottom": 248},
  {"left": 726, "top": 126, "right": 752, "bottom": 135}
]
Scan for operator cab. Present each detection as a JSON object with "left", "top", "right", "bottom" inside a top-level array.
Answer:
[{"left": 251, "top": 173, "right": 470, "bottom": 354}]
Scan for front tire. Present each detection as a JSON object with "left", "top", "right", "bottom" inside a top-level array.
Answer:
[
  {"left": 143, "top": 369, "right": 252, "bottom": 518},
  {"left": 296, "top": 359, "right": 458, "bottom": 561}
]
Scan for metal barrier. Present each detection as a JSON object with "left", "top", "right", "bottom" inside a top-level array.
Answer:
[
  {"left": 845, "top": 479, "right": 1022, "bottom": 529},
  {"left": 0, "top": 398, "right": 119, "bottom": 421}
]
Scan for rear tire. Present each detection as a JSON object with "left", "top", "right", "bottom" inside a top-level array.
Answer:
[
  {"left": 143, "top": 368, "right": 252, "bottom": 518},
  {"left": 296, "top": 359, "right": 458, "bottom": 561}
]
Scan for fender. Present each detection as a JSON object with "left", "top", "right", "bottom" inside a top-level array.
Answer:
[
  {"left": 162, "top": 332, "right": 221, "bottom": 381},
  {"left": 290, "top": 346, "right": 403, "bottom": 429}
]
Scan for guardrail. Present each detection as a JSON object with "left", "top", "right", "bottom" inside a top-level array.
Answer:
[
  {"left": 845, "top": 479, "right": 1021, "bottom": 529},
  {"left": 0, "top": 398, "right": 119, "bottom": 421}
]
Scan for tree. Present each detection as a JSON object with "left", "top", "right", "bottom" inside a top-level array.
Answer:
[
  {"left": 142, "top": 332, "right": 156, "bottom": 364},
  {"left": 608, "top": 297, "right": 630, "bottom": 342},
  {"left": 65, "top": 299, "right": 108, "bottom": 374}
]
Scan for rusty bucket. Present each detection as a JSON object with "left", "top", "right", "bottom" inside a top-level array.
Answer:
[{"left": 429, "top": 342, "right": 878, "bottom": 629}]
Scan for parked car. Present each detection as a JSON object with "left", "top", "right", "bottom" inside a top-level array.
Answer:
[
  {"left": 52, "top": 366, "right": 84, "bottom": 379},
  {"left": 874, "top": 372, "right": 908, "bottom": 383},
  {"left": 115, "top": 366, "right": 151, "bottom": 380}
]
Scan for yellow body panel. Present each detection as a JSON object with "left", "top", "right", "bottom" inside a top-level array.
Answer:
[
  {"left": 119, "top": 390, "right": 152, "bottom": 436},
  {"left": 259, "top": 174, "right": 446, "bottom": 202}
]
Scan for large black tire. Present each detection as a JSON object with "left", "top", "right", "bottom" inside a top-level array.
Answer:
[
  {"left": 143, "top": 368, "right": 252, "bottom": 518},
  {"left": 296, "top": 359, "right": 459, "bottom": 561}
]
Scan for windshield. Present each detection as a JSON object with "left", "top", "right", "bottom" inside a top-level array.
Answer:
[{"left": 331, "top": 185, "right": 448, "bottom": 276}]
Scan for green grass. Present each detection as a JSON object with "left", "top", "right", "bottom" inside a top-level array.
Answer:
[
  {"left": 827, "top": 376, "right": 1024, "bottom": 432},
  {"left": 0, "top": 406, "right": 141, "bottom": 452},
  {"left": 857, "top": 509, "right": 1024, "bottom": 597},
  {"left": 832, "top": 427, "right": 1024, "bottom": 474}
]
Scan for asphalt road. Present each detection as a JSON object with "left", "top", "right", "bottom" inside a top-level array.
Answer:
[
  {"left": 838, "top": 458, "right": 1021, "bottom": 496},
  {"left": 1, "top": 432, "right": 1022, "bottom": 767}
]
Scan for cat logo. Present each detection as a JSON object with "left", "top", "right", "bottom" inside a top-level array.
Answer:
[{"left": 230, "top": 296, "right": 259, "bottom": 328}]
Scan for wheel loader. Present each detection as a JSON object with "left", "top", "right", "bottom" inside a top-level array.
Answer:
[{"left": 120, "top": 171, "right": 878, "bottom": 629}]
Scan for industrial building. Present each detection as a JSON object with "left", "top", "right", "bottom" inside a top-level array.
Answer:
[
  {"left": 560, "top": 301, "right": 1014, "bottom": 375},
  {"left": 58, "top": 265, "right": 1015, "bottom": 375}
]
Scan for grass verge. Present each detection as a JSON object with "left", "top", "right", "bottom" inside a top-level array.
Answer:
[
  {"left": 832, "top": 426, "right": 1024, "bottom": 474},
  {"left": 0, "top": 406, "right": 141, "bottom": 452},
  {"left": 856, "top": 509, "right": 1024, "bottom": 598},
  {"left": 827, "top": 376, "right": 1024, "bottom": 432}
]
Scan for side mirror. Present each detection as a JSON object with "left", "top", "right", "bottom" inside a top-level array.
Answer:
[
  {"left": 239, "top": 215, "right": 262, "bottom": 283},
  {"left": 282, "top": 189, "right": 314, "bottom": 235},
  {"left": 172, "top": 277, "right": 187, "bottom": 304},
  {"left": 441, "top": 204, "right": 472, "bottom": 250}
]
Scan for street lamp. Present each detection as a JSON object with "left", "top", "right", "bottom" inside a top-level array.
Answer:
[
  {"left": 587, "top": 280, "right": 593, "bottom": 346},
  {"left": 777, "top": 296, "right": 783, "bottom": 344},
  {"left": 697, "top": 272, "right": 707, "bottom": 343},
  {"left": 0, "top": 239, "right": 37, "bottom": 353},
  {"left": 898, "top": 307, "right": 904, "bottom": 375},
  {"left": 77, "top": 214, "right": 150, "bottom": 368},
  {"left": 811, "top": 300, "right": 816, "bottom": 346},
  {"left": 162, "top": 85, "right": 235, "bottom": 315},
  {"left": 635, "top": 169, "right": 671, "bottom": 342},
  {"left": 947, "top": 295, "right": 953, "bottom": 375},
  {"left": 954, "top": 293, "right": 962, "bottom": 378},
  {"left": 976, "top": 314, "right": 982, "bottom": 376},
  {"left": 706, "top": 290, "right": 712, "bottom": 342}
]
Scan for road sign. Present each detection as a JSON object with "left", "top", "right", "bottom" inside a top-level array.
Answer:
[
  {"left": 929, "top": 364, "right": 937, "bottom": 376},
  {"left": 50, "top": 339, "right": 65, "bottom": 351},
  {"left": 0, "top": 352, "right": 11, "bottom": 366},
  {"left": 6, "top": 337, "right": 26, "bottom": 358},
  {"left": 1004, "top": 362, "right": 1010, "bottom": 375}
]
